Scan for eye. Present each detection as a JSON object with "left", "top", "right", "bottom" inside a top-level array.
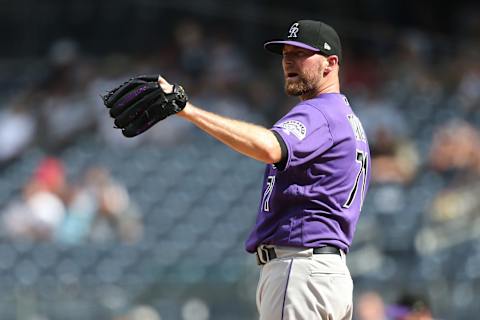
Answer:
[{"left": 295, "top": 50, "right": 311, "bottom": 58}]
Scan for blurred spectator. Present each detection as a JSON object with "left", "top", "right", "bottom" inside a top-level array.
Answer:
[
  {"left": 453, "top": 46, "right": 480, "bottom": 115},
  {"left": 387, "top": 294, "right": 433, "bottom": 320},
  {"left": 55, "top": 168, "right": 98, "bottom": 245},
  {"left": 192, "top": 35, "right": 256, "bottom": 122},
  {"left": 115, "top": 305, "right": 162, "bottom": 320},
  {"left": 0, "top": 95, "right": 36, "bottom": 165},
  {"left": 182, "top": 298, "right": 210, "bottom": 320},
  {"left": 174, "top": 20, "right": 208, "bottom": 81},
  {"left": 370, "top": 126, "right": 420, "bottom": 185},
  {"left": 428, "top": 119, "right": 480, "bottom": 222},
  {"left": 429, "top": 119, "right": 480, "bottom": 175},
  {"left": 208, "top": 34, "right": 250, "bottom": 89},
  {"left": 244, "top": 76, "right": 280, "bottom": 123},
  {"left": 355, "top": 91, "right": 410, "bottom": 143},
  {"left": 3, "top": 157, "right": 67, "bottom": 241},
  {"left": 355, "top": 291, "right": 388, "bottom": 320},
  {"left": 429, "top": 183, "right": 480, "bottom": 222},
  {"left": 3, "top": 159, "right": 142, "bottom": 244},
  {"left": 84, "top": 166, "right": 143, "bottom": 244},
  {"left": 35, "top": 39, "right": 97, "bottom": 149},
  {"left": 354, "top": 89, "right": 419, "bottom": 185}
]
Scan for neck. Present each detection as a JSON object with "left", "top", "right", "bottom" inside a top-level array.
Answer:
[{"left": 300, "top": 75, "right": 340, "bottom": 101}]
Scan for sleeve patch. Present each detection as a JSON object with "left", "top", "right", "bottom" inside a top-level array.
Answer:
[{"left": 279, "top": 120, "right": 307, "bottom": 140}]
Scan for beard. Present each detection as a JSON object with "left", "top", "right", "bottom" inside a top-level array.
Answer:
[{"left": 284, "top": 67, "right": 322, "bottom": 97}]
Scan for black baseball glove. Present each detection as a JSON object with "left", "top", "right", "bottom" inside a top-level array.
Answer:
[{"left": 102, "top": 75, "right": 188, "bottom": 137}]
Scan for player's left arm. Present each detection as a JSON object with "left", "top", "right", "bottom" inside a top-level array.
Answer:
[{"left": 159, "top": 77, "right": 284, "bottom": 165}]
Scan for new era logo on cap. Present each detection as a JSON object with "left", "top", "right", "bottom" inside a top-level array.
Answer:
[{"left": 264, "top": 20, "right": 342, "bottom": 62}]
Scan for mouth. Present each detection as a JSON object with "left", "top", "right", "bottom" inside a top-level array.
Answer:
[{"left": 286, "top": 72, "right": 299, "bottom": 79}]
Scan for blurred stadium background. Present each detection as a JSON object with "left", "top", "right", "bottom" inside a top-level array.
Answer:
[{"left": 1, "top": 0, "right": 480, "bottom": 319}]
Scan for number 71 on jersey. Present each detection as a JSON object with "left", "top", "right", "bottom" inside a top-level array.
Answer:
[{"left": 343, "top": 149, "right": 368, "bottom": 209}]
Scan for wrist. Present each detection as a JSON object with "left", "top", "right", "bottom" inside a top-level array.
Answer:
[{"left": 177, "top": 102, "right": 194, "bottom": 119}]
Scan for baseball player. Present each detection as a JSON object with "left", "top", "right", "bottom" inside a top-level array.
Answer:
[{"left": 102, "top": 19, "right": 370, "bottom": 320}]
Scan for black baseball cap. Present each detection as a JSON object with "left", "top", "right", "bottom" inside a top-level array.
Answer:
[{"left": 264, "top": 20, "right": 342, "bottom": 62}]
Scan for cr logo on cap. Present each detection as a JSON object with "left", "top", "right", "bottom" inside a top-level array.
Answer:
[{"left": 288, "top": 23, "right": 299, "bottom": 38}]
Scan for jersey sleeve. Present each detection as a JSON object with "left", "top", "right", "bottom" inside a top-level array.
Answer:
[{"left": 270, "top": 103, "right": 333, "bottom": 171}]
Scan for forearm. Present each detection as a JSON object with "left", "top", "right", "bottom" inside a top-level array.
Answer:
[{"left": 177, "top": 102, "right": 282, "bottom": 164}]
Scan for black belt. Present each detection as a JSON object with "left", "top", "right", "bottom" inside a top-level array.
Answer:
[{"left": 256, "top": 245, "right": 341, "bottom": 265}]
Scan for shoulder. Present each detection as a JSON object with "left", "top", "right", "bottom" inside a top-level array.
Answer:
[
  {"left": 309, "top": 93, "right": 352, "bottom": 118},
  {"left": 275, "top": 102, "right": 329, "bottom": 137},
  {"left": 282, "top": 100, "right": 329, "bottom": 123},
  {"left": 304, "top": 93, "right": 349, "bottom": 112},
  {"left": 304, "top": 94, "right": 353, "bottom": 139}
]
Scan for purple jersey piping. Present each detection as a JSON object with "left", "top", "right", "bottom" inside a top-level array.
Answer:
[{"left": 281, "top": 259, "right": 294, "bottom": 320}]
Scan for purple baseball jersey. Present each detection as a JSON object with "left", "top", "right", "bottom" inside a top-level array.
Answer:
[{"left": 245, "top": 93, "right": 371, "bottom": 253}]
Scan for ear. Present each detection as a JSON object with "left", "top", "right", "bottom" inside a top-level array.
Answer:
[{"left": 323, "top": 55, "right": 339, "bottom": 75}]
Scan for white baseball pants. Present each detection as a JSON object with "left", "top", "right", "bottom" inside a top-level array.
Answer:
[{"left": 256, "top": 246, "right": 353, "bottom": 320}]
